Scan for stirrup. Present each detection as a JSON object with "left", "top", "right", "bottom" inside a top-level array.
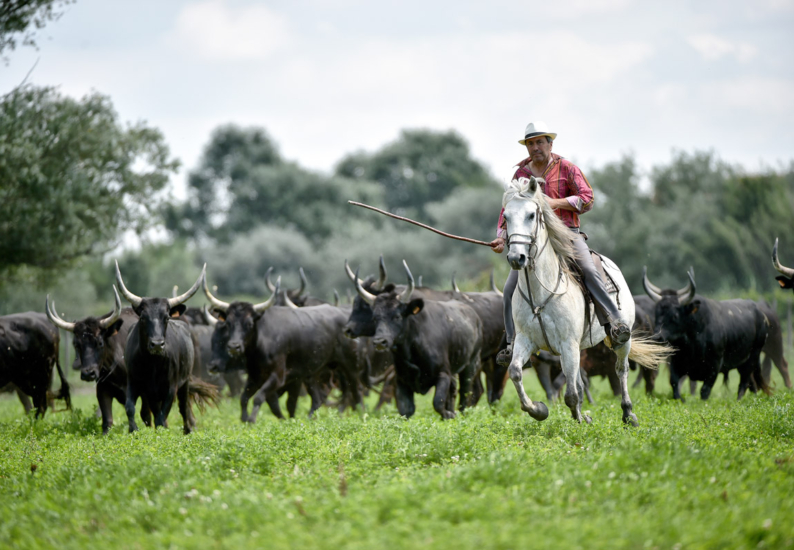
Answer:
[
  {"left": 496, "top": 344, "right": 513, "bottom": 367},
  {"left": 610, "top": 322, "right": 631, "bottom": 346}
]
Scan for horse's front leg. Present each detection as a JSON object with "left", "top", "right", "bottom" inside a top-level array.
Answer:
[
  {"left": 559, "top": 341, "right": 588, "bottom": 424},
  {"left": 613, "top": 339, "right": 638, "bottom": 426},
  {"left": 509, "top": 334, "right": 547, "bottom": 421}
]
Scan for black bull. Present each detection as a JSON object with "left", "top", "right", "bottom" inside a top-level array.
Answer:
[
  {"left": 203, "top": 276, "right": 361, "bottom": 423},
  {"left": 644, "top": 269, "right": 771, "bottom": 400},
  {"left": 350, "top": 262, "right": 483, "bottom": 420},
  {"left": 116, "top": 262, "right": 219, "bottom": 434},
  {"left": 0, "top": 312, "right": 71, "bottom": 418}
]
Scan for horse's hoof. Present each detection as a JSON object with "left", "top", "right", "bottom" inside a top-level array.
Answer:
[
  {"left": 528, "top": 402, "right": 549, "bottom": 421},
  {"left": 623, "top": 412, "right": 639, "bottom": 427},
  {"left": 582, "top": 414, "right": 592, "bottom": 424}
]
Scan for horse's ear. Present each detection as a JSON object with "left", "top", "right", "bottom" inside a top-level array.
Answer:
[{"left": 528, "top": 176, "right": 539, "bottom": 194}]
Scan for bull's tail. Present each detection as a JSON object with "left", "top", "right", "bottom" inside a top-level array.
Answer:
[
  {"left": 751, "top": 360, "right": 773, "bottom": 396},
  {"left": 628, "top": 332, "right": 675, "bottom": 370},
  {"left": 48, "top": 358, "right": 72, "bottom": 411},
  {"left": 188, "top": 377, "right": 220, "bottom": 413}
]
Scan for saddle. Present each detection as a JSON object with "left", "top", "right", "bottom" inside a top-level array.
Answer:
[{"left": 570, "top": 249, "right": 621, "bottom": 330}]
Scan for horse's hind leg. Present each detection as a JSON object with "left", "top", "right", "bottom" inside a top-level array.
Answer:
[
  {"left": 614, "top": 340, "right": 638, "bottom": 426},
  {"left": 560, "top": 342, "right": 586, "bottom": 423},
  {"left": 509, "top": 334, "right": 547, "bottom": 421}
]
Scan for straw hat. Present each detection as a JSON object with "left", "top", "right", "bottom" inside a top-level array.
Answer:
[{"left": 518, "top": 121, "right": 557, "bottom": 145}]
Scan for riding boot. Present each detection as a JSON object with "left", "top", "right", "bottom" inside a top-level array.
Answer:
[
  {"left": 496, "top": 270, "right": 519, "bottom": 366},
  {"left": 570, "top": 234, "right": 631, "bottom": 346}
]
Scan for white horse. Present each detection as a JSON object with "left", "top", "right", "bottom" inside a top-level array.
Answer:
[{"left": 502, "top": 177, "right": 669, "bottom": 425}]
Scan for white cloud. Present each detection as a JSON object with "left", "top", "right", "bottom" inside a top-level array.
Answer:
[
  {"left": 687, "top": 34, "right": 758, "bottom": 63},
  {"left": 169, "top": 1, "right": 291, "bottom": 61}
]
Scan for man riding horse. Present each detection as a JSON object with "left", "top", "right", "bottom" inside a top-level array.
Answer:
[{"left": 490, "top": 121, "right": 631, "bottom": 366}]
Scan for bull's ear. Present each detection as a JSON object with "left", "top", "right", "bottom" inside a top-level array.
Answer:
[
  {"left": 212, "top": 308, "right": 227, "bottom": 322},
  {"left": 103, "top": 319, "right": 124, "bottom": 339},
  {"left": 169, "top": 304, "right": 187, "bottom": 318},
  {"left": 685, "top": 299, "right": 701, "bottom": 315},
  {"left": 775, "top": 276, "right": 794, "bottom": 289},
  {"left": 405, "top": 298, "right": 424, "bottom": 316}
]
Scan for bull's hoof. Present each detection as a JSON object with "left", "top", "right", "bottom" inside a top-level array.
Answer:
[
  {"left": 623, "top": 412, "right": 639, "bottom": 427},
  {"left": 528, "top": 402, "right": 549, "bottom": 421}
]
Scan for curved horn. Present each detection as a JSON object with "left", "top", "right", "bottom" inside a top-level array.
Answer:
[
  {"left": 451, "top": 273, "right": 461, "bottom": 293},
  {"left": 773, "top": 238, "right": 794, "bottom": 278},
  {"left": 678, "top": 269, "right": 697, "bottom": 306},
  {"left": 642, "top": 266, "right": 663, "bottom": 303},
  {"left": 298, "top": 268, "right": 308, "bottom": 297},
  {"left": 202, "top": 305, "right": 218, "bottom": 327},
  {"left": 490, "top": 269, "right": 503, "bottom": 296},
  {"left": 333, "top": 289, "right": 340, "bottom": 307},
  {"left": 45, "top": 295, "right": 76, "bottom": 332},
  {"left": 354, "top": 268, "right": 377, "bottom": 305},
  {"left": 344, "top": 259, "right": 365, "bottom": 287},
  {"left": 375, "top": 255, "right": 387, "bottom": 290},
  {"left": 98, "top": 286, "right": 122, "bottom": 329},
  {"left": 417, "top": 275, "right": 423, "bottom": 287},
  {"left": 676, "top": 266, "right": 696, "bottom": 297},
  {"left": 283, "top": 290, "right": 300, "bottom": 310},
  {"left": 203, "top": 273, "right": 230, "bottom": 312},
  {"left": 115, "top": 260, "right": 143, "bottom": 308},
  {"left": 265, "top": 267, "right": 276, "bottom": 293},
  {"left": 168, "top": 264, "right": 206, "bottom": 308},
  {"left": 253, "top": 276, "right": 280, "bottom": 313},
  {"left": 398, "top": 260, "right": 415, "bottom": 303},
  {"left": 171, "top": 285, "right": 179, "bottom": 299}
]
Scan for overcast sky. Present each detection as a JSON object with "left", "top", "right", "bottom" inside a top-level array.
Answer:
[{"left": 2, "top": 0, "right": 793, "bottom": 195}]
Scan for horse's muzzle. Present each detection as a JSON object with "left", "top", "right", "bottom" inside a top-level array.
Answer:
[{"left": 507, "top": 252, "right": 528, "bottom": 270}]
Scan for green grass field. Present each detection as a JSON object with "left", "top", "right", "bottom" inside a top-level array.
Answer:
[{"left": 1, "top": 370, "right": 792, "bottom": 550}]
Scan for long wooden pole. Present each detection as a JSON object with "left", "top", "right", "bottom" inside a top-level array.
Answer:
[{"left": 348, "top": 201, "right": 493, "bottom": 247}]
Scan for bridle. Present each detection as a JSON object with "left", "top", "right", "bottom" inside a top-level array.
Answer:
[{"left": 506, "top": 201, "right": 547, "bottom": 272}]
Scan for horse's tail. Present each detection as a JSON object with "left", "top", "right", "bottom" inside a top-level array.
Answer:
[
  {"left": 188, "top": 377, "right": 221, "bottom": 413},
  {"left": 628, "top": 332, "right": 675, "bottom": 370}
]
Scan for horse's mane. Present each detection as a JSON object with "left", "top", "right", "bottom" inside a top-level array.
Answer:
[{"left": 502, "top": 177, "right": 576, "bottom": 271}]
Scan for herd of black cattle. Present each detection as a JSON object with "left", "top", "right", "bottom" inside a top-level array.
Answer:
[{"left": 1, "top": 239, "right": 794, "bottom": 434}]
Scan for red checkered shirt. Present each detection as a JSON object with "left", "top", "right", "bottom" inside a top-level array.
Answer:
[{"left": 497, "top": 153, "right": 594, "bottom": 238}]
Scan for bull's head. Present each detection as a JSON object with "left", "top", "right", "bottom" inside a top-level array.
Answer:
[
  {"left": 643, "top": 266, "right": 700, "bottom": 343},
  {"left": 341, "top": 256, "right": 395, "bottom": 339},
  {"left": 772, "top": 238, "right": 794, "bottom": 290},
  {"left": 203, "top": 272, "right": 279, "bottom": 371},
  {"left": 46, "top": 288, "right": 124, "bottom": 381},
  {"left": 353, "top": 260, "right": 422, "bottom": 351},
  {"left": 115, "top": 260, "right": 205, "bottom": 356}
]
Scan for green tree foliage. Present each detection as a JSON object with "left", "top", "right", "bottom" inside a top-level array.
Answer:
[
  {"left": 0, "top": 85, "right": 179, "bottom": 277},
  {"left": 335, "top": 129, "right": 494, "bottom": 215},
  {"left": 0, "top": 0, "right": 74, "bottom": 60}
]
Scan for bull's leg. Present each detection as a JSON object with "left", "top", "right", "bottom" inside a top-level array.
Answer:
[
  {"left": 670, "top": 367, "right": 684, "bottom": 401},
  {"left": 177, "top": 383, "right": 196, "bottom": 434},
  {"left": 97, "top": 388, "right": 115, "bottom": 435},
  {"left": 156, "top": 387, "right": 176, "bottom": 428},
  {"left": 613, "top": 341, "right": 637, "bottom": 426},
  {"left": 432, "top": 372, "right": 455, "bottom": 420},
  {"left": 31, "top": 390, "right": 47, "bottom": 419},
  {"left": 395, "top": 380, "right": 416, "bottom": 419},
  {"left": 509, "top": 334, "right": 547, "bottom": 420},
  {"left": 737, "top": 349, "right": 764, "bottom": 400},
  {"left": 536, "top": 361, "right": 556, "bottom": 402},
  {"left": 457, "top": 359, "right": 476, "bottom": 412},
  {"left": 285, "top": 379, "right": 302, "bottom": 418},
  {"left": 689, "top": 378, "right": 698, "bottom": 396},
  {"left": 249, "top": 373, "right": 283, "bottom": 423},
  {"left": 762, "top": 355, "right": 773, "bottom": 386},
  {"left": 700, "top": 367, "right": 720, "bottom": 401},
  {"left": 15, "top": 387, "right": 33, "bottom": 414},
  {"left": 239, "top": 373, "right": 264, "bottom": 423},
  {"left": 580, "top": 369, "right": 595, "bottom": 404},
  {"left": 125, "top": 385, "right": 140, "bottom": 433},
  {"left": 559, "top": 341, "right": 585, "bottom": 423},
  {"left": 643, "top": 366, "right": 657, "bottom": 395},
  {"left": 306, "top": 382, "right": 325, "bottom": 418}
]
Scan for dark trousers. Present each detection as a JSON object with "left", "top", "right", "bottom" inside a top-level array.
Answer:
[{"left": 502, "top": 232, "right": 622, "bottom": 344}]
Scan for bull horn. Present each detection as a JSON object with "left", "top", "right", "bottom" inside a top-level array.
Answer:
[
  {"left": 376, "top": 255, "right": 388, "bottom": 290},
  {"left": 678, "top": 269, "right": 696, "bottom": 306},
  {"left": 354, "top": 268, "right": 376, "bottom": 305},
  {"left": 773, "top": 238, "right": 794, "bottom": 278},
  {"left": 202, "top": 273, "right": 230, "bottom": 311},
  {"left": 398, "top": 260, "right": 415, "bottom": 303},
  {"left": 168, "top": 264, "right": 206, "bottom": 308},
  {"left": 642, "top": 266, "right": 663, "bottom": 303},
  {"left": 417, "top": 275, "right": 423, "bottom": 287},
  {"left": 98, "top": 286, "right": 123, "bottom": 329},
  {"left": 202, "top": 305, "right": 218, "bottom": 327},
  {"left": 490, "top": 269, "right": 503, "bottom": 296},
  {"left": 298, "top": 268, "right": 308, "bottom": 297},
  {"left": 115, "top": 260, "right": 143, "bottom": 308},
  {"left": 253, "top": 276, "right": 280, "bottom": 313},
  {"left": 283, "top": 291, "right": 300, "bottom": 310},
  {"left": 45, "top": 295, "right": 76, "bottom": 332},
  {"left": 265, "top": 267, "right": 276, "bottom": 293},
  {"left": 171, "top": 285, "right": 179, "bottom": 299},
  {"left": 451, "top": 273, "right": 461, "bottom": 293},
  {"left": 333, "top": 289, "right": 340, "bottom": 307},
  {"left": 344, "top": 259, "right": 365, "bottom": 287},
  {"left": 676, "top": 266, "right": 696, "bottom": 297}
]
